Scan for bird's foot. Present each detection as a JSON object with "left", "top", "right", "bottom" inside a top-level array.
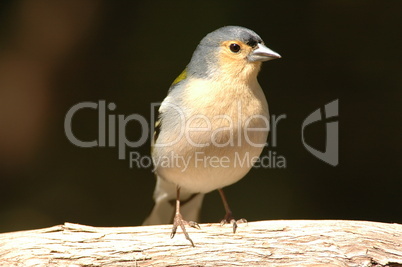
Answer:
[
  {"left": 171, "top": 213, "right": 200, "bottom": 247},
  {"left": 220, "top": 211, "right": 247, "bottom": 233}
]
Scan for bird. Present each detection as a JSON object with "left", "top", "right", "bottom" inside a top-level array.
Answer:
[{"left": 143, "top": 26, "right": 281, "bottom": 246}]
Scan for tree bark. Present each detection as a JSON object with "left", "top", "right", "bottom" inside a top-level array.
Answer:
[{"left": 1, "top": 220, "right": 402, "bottom": 266}]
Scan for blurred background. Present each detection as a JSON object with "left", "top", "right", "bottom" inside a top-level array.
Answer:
[{"left": 0, "top": 0, "right": 401, "bottom": 233}]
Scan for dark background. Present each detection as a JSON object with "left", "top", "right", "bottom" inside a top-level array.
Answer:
[{"left": 0, "top": 0, "right": 401, "bottom": 233}]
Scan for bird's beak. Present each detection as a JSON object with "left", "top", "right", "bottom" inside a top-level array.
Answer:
[{"left": 248, "top": 43, "right": 281, "bottom": 62}]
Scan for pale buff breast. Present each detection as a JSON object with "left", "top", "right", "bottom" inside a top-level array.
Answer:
[{"left": 153, "top": 77, "right": 269, "bottom": 193}]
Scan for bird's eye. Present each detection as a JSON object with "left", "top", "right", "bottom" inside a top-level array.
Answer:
[{"left": 229, "top": 43, "right": 241, "bottom": 53}]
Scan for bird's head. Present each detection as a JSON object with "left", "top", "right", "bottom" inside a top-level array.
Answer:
[{"left": 187, "top": 26, "right": 281, "bottom": 83}]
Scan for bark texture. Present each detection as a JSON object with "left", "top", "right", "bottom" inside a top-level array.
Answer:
[{"left": 1, "top": 220, "right": 402, "bottom": 266}]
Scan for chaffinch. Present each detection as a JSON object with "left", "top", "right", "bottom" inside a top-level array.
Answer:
[{"left": 143, "top": 26, "right": 281, "bottom": 246}]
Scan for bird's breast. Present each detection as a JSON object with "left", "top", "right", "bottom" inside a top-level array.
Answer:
[
  {"left": 181, "top": 77, "right": 269, "bottom": 146},
  {"left": 153, "top": 77, "right": 269, "bottom": 193}
]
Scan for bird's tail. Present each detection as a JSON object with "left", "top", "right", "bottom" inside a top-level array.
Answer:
[{"left": 143, "top": 176, "right": 205, "bottom": 225}]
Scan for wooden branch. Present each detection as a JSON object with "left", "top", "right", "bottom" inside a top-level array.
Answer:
[{"left": 1, "top": 220, "right": 402, "bottom": 266}]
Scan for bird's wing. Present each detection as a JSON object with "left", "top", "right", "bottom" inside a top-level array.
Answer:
[
  {"left": 144, "top": 68, "right": 205, "bottom": 225},
  {"left": 151, "top": 67, "right": 188, "bottom": 150}
]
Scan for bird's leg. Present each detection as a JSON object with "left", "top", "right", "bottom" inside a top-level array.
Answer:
[
  {"left": 218, "top": 188, "right": 247, "bottom": 233},
  {"left": 171, "top": 186, "right": 200, "bottom": 247}
]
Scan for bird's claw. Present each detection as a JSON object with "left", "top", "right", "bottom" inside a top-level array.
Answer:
[
  {"left": 171, "top": 213, "right": 200, "bottom": 247},
  {"left": 220, "top": 212, "right": 247, "bottom": 233}
]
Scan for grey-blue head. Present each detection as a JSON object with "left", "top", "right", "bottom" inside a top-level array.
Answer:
[{"left": 187, "top": 26, "right": 280, "bottom": 80}]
